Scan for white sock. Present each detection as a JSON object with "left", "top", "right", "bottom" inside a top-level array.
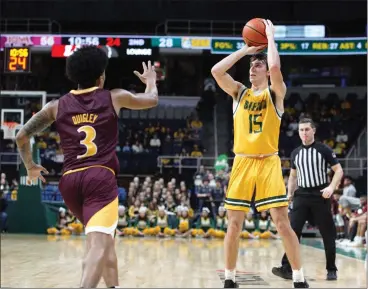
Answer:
[
  {"left": 292, "top": 268, "right": 305, "bottom": 283},
  {"left": 225, "top": 269, "right": 236, "bottom": 282}
]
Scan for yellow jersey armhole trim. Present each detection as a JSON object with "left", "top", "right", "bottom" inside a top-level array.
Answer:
[{"left": 63, "top": 165, "right": 115, "bottom": 176}]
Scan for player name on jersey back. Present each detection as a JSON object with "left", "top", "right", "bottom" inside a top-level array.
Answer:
[{"left": 72, "top": 113, "right": 98, "bottom": 125}]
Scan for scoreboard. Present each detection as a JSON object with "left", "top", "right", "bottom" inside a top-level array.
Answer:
[
  {"left": 211, "top": 38, "right": 368, "bottom": 55},
  {"left": 1, "top": 34, "right": 367, "bottom": 56}
]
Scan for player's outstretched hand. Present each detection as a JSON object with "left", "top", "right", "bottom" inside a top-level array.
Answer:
[
  {"left": 262, "top": 19, "right": 275, "bottom": 39},
  {"left": 26, "top": 163, "right": 49, "bottom": 185},
  {"left": 133, "top": 61, "right": 157, "bottom": 84}
]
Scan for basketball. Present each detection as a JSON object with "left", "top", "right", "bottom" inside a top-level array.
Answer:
[{"left": 242, "top": 18, "right": 268, "bottom": 47}]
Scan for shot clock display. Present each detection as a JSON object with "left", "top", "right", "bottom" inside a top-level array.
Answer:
[{"left": 4, "top": 47, "right": 31, "bottom": 73}]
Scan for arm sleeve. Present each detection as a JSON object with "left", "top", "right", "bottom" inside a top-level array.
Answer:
[{"left": 320, "top": 144, "right": 339, "bottom": 166}]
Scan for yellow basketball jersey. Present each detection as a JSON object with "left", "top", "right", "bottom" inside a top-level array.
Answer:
[{"left": 232, "top": 86, "right": 283, "bottom": 155}]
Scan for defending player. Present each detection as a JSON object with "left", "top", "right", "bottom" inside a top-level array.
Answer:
[
  {"left": 211, "top": 20, "right": 308, "bottom": 288},
  {"left": 15, "top": 46, "right": 158, "bottom": 288}
]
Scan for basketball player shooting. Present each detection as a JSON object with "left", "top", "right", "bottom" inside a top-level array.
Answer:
[
  {"left": 211, "top": 19, "right": 308, "bottom": 288},
  {"left": 15, "top": 46, "right": 158, "bottom": 288}
]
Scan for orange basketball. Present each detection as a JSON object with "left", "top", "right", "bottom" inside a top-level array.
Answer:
[{"left": 242, "top": 18, "right": 268, "bottom": 47}]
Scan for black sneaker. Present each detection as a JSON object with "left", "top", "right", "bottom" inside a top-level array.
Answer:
[
  {"left": 271, "top": 266, "right": 292, "bottom": 280},
  {"left": 224, "top": 279, "right": 239, "bottom": 288},
  {"left": 327, "top": 270, "right": 337, "bottom": 280},
  {"left": 293, "top": 280, "right": 309, "bottom": 288}
]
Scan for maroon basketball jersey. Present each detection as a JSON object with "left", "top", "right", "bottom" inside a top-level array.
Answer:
[{"left": 56, "top": 87, "right": 119, "bottom": 174}]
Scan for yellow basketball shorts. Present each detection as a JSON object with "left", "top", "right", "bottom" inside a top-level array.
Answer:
[{"left": 224, "top": 155, "right": 288, "bottom": 212}]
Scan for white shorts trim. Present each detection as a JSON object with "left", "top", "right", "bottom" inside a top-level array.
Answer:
[{"left": 85, "top": 220, "right": 118, "bottom": 237}]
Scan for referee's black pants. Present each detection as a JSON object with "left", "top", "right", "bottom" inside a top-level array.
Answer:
[{"left": 281, "top": 192, "right": 337, "bottom": 272}]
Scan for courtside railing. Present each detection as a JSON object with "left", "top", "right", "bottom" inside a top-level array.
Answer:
[{"left": 157, "top": 156, "right": 367, "bottom": 176}]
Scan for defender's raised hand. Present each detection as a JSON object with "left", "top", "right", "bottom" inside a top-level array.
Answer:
[{"left": 133, "top": 61, "right": 157, "bottom": 84}]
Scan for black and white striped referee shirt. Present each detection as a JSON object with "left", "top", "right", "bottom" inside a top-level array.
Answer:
[{"left": 291, "top": 142, "right": 339, "bottom": 191}]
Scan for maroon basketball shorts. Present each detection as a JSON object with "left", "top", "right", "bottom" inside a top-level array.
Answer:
[{"left": 59, "top": 165, "right": 118, "bottom": 237}]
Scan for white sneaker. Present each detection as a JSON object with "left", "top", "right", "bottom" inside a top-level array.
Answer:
[
  {"left": 347, "top": 240, "right": 363, "bottom": 247},
  {"left": 339, "top": 239, "right": 351, "bottom": 245}
]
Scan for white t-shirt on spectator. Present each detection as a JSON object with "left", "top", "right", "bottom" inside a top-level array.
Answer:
[
  {"left": 209, "top": 179, "right": 216, "bottom": 188},
  {"left": 132, "top": 144, "right": 143, "bottom": 153},
  {"left": 288, "top": 122, "right": 298, "bottom": 131},
  {"left": 150, "top": 138, "right": 161, "bottom": 147},
  {"left": 336, "top": 134, "right": 348, "bottom": 143},
  {"left": 343, "top": 184, "right": 357, "bottom": 197}
]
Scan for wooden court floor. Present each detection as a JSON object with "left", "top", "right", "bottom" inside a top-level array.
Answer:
[{"left": 1, "top": 234, "right": 366, "bottom": 288}]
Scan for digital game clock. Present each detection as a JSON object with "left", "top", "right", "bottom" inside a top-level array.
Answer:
[{"left": 4, "top": 47, "right": 31, "bottom": 73}]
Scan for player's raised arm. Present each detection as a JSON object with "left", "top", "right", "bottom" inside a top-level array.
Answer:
[
  {"left": 15, "top": 101, "right": 57, "bottom": 183},
  {"left": 111, "top": 61, "right": 158, "bottom": 110},
  {"left": 263, "top": 19, "right": 287, "bottom": 105},
  {"left": 211, "top": 44, "right": 265, "bottom": 99}
]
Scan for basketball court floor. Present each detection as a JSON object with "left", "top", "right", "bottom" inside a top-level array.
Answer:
[{"left": 1, "top": 234, "right": 366, "bottom": 288}]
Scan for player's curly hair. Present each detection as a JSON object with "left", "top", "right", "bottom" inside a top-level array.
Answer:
[{"left": 66, "top": 46, "right": 108, "bottom": 88}]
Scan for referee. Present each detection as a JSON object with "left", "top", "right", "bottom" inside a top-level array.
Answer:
[{"left": 272, "top": 118, "right": 344, "bottom": 281}]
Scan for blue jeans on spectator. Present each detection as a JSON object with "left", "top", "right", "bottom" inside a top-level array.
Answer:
[{"left": 0, "top": 212, "right": 8, "bottom": 232}]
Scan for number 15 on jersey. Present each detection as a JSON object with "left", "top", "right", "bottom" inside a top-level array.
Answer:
[{"left": 249, "top": 114, "right": 263, "bottom": 134}]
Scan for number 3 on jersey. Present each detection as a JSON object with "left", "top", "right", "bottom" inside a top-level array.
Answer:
[
  {"left": 77, "top": 125, "right": 97, "bottom": 159},
  {"left": 249, "top": 114, "right": 263, "bottom": 134}
]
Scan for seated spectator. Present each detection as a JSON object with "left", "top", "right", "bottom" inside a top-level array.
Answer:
[
  {"left": 122, "top": 142, "right": 131, "bottom": 152},
  {"left": 192, "top": 207, "right": 214, "bottom": 238},
  {"left": 341, "top": 99, "right": 351, "bottom": 110},
  {"left": 47, "top": 208, "right": 83, "bottom": 235},
  {"left": 191, "top": 145, "right": 203, "bottom": 157},
  {"left": 334, "top": 142, "right": 346, "bottom": 157},
  {"left": 331, "top": 190, "right": 346, "bottom": 239},
  {"left": 190, "top": 117, "right": 203, "bottom": 130},
  {"left": 116, "top": 205, "right": 129, "bottom": 236},
  {"left": 166, "top": 195, "right": 177, "bottom": 213},
  {"left": 132, "top": 141, "right": 144, "bottom": 153},
  {"left": 336, "top": 130, "right": 348, "bottom": 143},
  {"left": 0, "top": 190, "right": 8, "bottom": 233},
  {"left": 175, "top": 207, "right": 192, "bottom": 238},
  {"left": 338, "top": 195, "right": 367, "bottom": 247},
  {"left": 149, "top": 134, "right": 161, "bottom": 148},
  {"left": 37, "top": 137, "right": 47, "bottom": 149},
  {"left": 145, "top": 122, "right": 156, "bottom": 135},
  {"left": 324, "top": 138, "right": 335, "bottom": 150},
  {"left": 339, "top": 176, "right": 360, "bottom": 214},
  {"left": 174, "top": 129, "right": 185, "bottom": 140},
  {"left": 0, "top": 174, "right": 9, "bottom": 193},
  {"left": 288, "top": 117, "right": 298, "bottom": 131}
]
